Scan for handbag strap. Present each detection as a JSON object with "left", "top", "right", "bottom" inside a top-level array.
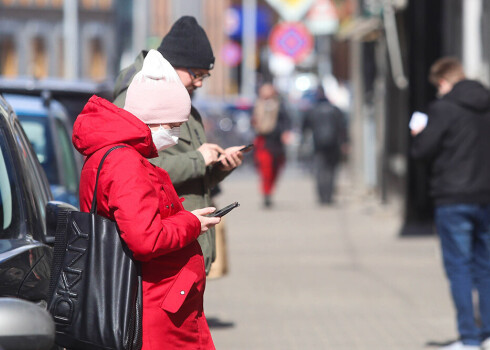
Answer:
[{"left": 90, "top": 145, "right": 127, "bottom": 214}]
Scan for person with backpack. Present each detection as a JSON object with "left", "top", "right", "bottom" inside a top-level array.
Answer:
[
  {"left": 252, "top": 83, "right": 291, "bottom": 208},
  {"left": 302, "top": 86, "right": 348, "bottom": 205}
]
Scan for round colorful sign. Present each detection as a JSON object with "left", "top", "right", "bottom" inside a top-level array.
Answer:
[
  {"left": 268, "top": 22, "right": 314, "bottom": 64},
  {"left": 221, "top": 41, "right": 242, "bottom": 67}
]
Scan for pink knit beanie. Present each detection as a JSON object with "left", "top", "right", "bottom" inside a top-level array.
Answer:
[{"left": 124, "top": 49, "right": 191, "bottom": 124}]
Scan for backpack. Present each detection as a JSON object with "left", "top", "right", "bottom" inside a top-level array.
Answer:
[{"left": 311, "top": 104, "right": 340, "bottom": 150}]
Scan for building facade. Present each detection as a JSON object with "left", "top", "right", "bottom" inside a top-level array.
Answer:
[{"left": 0, "top": 0, "right": 116, "bottom": 81}]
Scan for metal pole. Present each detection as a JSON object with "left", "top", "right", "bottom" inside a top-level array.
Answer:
[
  {"left": 132, "top": 0, "right": 148, "bottom": 58},
  {"left": 383, "top": 1, "right": 408, "bottom": 89},
  {"left": 63, "top": 0, "right": 79, "bottom": 79},
  {"left": 241, "top": 0, "right": 257, "bottom": 99},
  {"left": 463, "top": 0, "right": 482, "bottom": 79}
]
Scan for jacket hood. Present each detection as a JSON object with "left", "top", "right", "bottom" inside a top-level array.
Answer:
[
  {"left": 72, "top": 95, "right": 158, "bottom": 158},
  {"left": 113, "top": 51, "right": 147, "bottom": 100},
  {"left": 444, "top": 80, "right": 490, "bottom": 112}
]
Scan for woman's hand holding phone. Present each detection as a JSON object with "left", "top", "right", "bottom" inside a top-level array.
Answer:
[{"left": 191, "top": 207, "right": 221, "bottom": 233}]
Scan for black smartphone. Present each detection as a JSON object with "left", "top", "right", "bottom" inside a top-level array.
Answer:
[
  {"left": 209, "top": 202, "right": 240, "bottom": 217},
  {"left": 239, "top": 144, "right": 254, "bottom": 152}
]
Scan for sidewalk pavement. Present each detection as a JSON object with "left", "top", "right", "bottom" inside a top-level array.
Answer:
[{"left": 204, "top": 164, "right": 457, "bottom": 350}]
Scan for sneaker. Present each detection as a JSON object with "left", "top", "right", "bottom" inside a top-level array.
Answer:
[
  {"left": 482, "top": 337, "right": 490, "bottom": 350},
  {"left": 438, "top": 341, "right": 479, "bottom": 350}
]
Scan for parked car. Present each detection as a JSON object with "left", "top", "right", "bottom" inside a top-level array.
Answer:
[
  {"left": 0, "top": 77, "right": 114, "bottom": 126},
  {"left": 0, "top": 297, "right": 55, "bottom": 350},
  {"left": 0, "top": 94, "right": 72, "bottom": 303},
  {"left": 3, "top": 93, "right": 81, "bottom": 207}
]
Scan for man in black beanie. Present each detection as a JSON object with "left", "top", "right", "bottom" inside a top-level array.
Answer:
[{"left": 113, "top": 16, "right": 245, "bottom": 276}]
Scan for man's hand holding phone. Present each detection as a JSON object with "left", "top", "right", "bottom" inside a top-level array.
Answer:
[
  {"left": 218, "top": 145, "right": 250, "bottom": 170},
  {"left": 198, "top": 143, "right": 225, "bottom": 166}
]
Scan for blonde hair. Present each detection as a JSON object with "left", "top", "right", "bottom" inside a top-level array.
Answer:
[{"left": 429, "top": 57, "right": 465, "bottom": 87}]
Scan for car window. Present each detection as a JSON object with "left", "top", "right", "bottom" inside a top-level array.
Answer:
[
  {"left": 54, "top": 118, "right": 78, "bottom": 194},
  {"left": 18, "top": 115, "right": 59, "bottom": 186},
  {"left": 0, "top": 129, "right": 21, "bottom": 237},
  {"left": 13, "top": 120, "right": 51, "bottom": 237}
]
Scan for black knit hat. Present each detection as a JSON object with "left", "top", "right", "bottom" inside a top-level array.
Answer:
[{"left": 157, "top": 16, "right": 215, "bottom": 70}]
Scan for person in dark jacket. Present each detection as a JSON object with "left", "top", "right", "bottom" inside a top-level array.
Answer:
[
  {"left": 302, "top": 86, "right": 347, "bottom": 205},
  {"left": 411, "top": 57, "right": 490, "bottom": 350},
  {"left": 252, "top": 83, "right": 291, "bottom": 208},
  {"left": 113, "top": 16, "right": 246, "bottom": 275}
]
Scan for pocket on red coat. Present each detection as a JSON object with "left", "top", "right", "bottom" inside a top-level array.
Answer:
[{"left": 160, "top": 267, "right": 198, "bottom": 313}]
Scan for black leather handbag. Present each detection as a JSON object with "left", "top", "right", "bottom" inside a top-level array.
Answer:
[{"left": 48, "top": 145, "right": 142, "bottom": 350}]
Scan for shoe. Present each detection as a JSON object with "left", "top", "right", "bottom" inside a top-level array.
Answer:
[
  {"left": 482, "top": 337, "right": 490, "bottom": 350},
  {"left": 438, "top": 341, "right": 479, "bottom": 350},
  {"left": 264, "top": 195, "right": 272, "bottom": 208}
]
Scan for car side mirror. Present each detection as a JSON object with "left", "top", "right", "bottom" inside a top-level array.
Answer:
[
  {"left": 45, "top": 201, "right": 78, "bottom": 245},
  {"left": 0, "top": 298, "right": 55, "bottom": 350}
]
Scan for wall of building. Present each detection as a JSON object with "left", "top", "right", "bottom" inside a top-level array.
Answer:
[{"left": 0, "top": 0, "right": 116, "bottom": 81}]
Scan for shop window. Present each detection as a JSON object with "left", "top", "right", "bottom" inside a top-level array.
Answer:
[
  {"left": 31, "top": 37, "right": 48, "bottom": 78},
  {"left": 81, "top": 0, "right": 96, "bottom": 9},
  {"left": 2, "top": 0, "right": 16, "bottom": 6},
  {"left": 0, "top": 38, "right": 18, "bottom": 77},
  {"left": 57, "top": 37, "right": 64, "bottom": 77},
  {"left": 98, "top": 0, "right": 112, "bottom": 10},
  {"left": 88, "top": 38, "right": 106, "bottom": 80}
]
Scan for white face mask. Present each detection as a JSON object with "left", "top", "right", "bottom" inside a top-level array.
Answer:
[{"left": 151, "top": 126, "right": 179, "bottom": 151}]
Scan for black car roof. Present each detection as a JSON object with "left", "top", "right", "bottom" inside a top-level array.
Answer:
[{"left": 0, "top": 77, "right": 114, "bottom": 124}]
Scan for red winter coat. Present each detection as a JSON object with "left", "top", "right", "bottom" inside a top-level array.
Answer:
[{"left": 72, "top": 96, "right": 215, "bottom": 349}]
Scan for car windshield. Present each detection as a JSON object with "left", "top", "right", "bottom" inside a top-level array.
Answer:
[
  {"left": 18, "top": 115, "right": 59, "bottom": 186},
  {"left": 0, "top": 129, "right": 21, "bottom": 237}
]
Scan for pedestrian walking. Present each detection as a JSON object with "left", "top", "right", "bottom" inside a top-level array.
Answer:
[
  {"left": 113, "top": 16, "right": 246, "bottom": 275},
  {"left": 74, "top": 50, "right": 219, "bottom": 349},
  {"left": 411, "top": 57, "right": 490, "bottom": 350},
  {"left": 301, "top": 86, "right": 347, "bottom": 205},
  {"left": 252, "top": 83, "right": 291, "bottom": 208}
]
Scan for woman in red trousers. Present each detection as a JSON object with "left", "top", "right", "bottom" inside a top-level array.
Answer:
[
  {"left": 73, "top": 50, "right": 218, "bottom": 349},
  {"left": 252, "top": 83, "right": 291, "bottom": 208}
]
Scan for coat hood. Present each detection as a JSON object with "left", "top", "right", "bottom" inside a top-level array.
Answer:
[
  {"left": 72, "top": 95, "right": 158, "bottom": 158},
  {"left": 444, "top": 80, "right": 490, "bottom": 112},
  {"left": 112, "top": 51, "right": 147, "bottom": 101}
]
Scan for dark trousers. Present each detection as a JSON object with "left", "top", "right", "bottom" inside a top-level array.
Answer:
[
  {"left": 314, "top": 153, "right": 338, "bottom": 204},
  {"left": 435, "top": 204, "right": 490, "bottom": 345}
]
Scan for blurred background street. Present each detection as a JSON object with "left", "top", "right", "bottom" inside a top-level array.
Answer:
[{"left": 206, "top": 162, "right": 455, "bottom": 350}]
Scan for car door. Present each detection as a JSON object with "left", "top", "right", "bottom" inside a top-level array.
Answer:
[{"left": 0, "top": 96, "right": 53, "bottom": 303}]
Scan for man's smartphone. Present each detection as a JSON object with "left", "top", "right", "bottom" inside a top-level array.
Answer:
[
  {"left": 208, "top": 202, "right": 240, "bottom": 217},
  {"left": 239, "top": 144, "right": 254, "bottom": 152}
]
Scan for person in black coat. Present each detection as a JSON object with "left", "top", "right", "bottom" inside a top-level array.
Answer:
[
  {"left": 411, "top": 57, "right": 490, "bottom": 350},
  {"left": 302, "top": 86, "right": 347, "bottom": 205}
]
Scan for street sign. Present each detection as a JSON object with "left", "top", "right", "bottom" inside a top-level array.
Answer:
[
  {"left": 305, "top": 0, "right": 339, "bottom": 35},
  {"left": 221, "top": 41, "right": 242, "bottom": 67},
  {"left": 264, "top": 0, "right": 315, "bottom": 22},
  {"left": 269, "top": 22, "right": 313, "bottom": 64}
]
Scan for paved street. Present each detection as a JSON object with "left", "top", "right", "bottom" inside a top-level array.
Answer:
[{"left": 204, "top": 163, "right": 457, "bottom": 350}]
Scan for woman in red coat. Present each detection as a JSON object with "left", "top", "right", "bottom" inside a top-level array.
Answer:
[{"left": 72, "top": 50, "right": 219, "bottom": 349}]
